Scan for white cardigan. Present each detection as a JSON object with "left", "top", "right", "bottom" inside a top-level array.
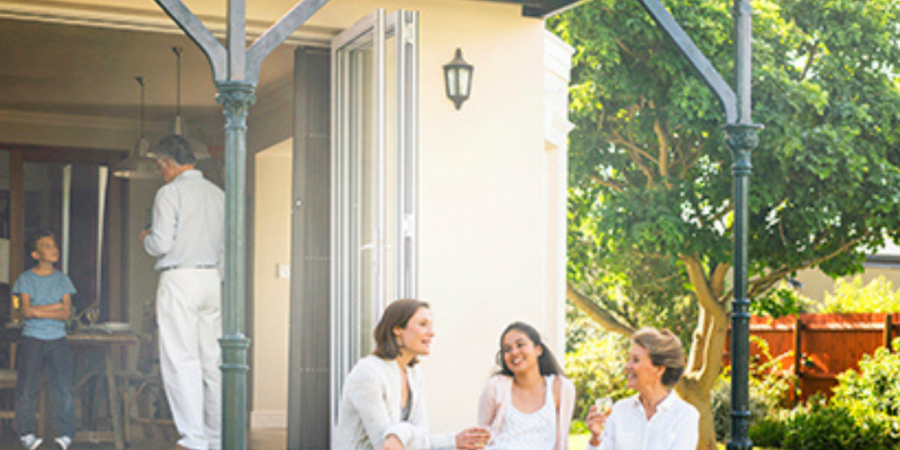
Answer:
[{"left": 333, "top": 355, "right": 455, "bottom": 450}]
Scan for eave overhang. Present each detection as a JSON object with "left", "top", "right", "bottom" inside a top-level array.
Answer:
[{"left": 473, "top": 0, "right": 587, "bottom": 18}]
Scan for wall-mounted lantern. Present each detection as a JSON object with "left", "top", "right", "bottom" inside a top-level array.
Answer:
[{"left": 443, "top": 48, "right": 473, "bottom": 110}]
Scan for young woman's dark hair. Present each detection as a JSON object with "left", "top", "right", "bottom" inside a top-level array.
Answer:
[
  {"left": 496, "top": 321, "right": 563, "bottom": 377},
  {"left": 373, "top": 299, "right": 430, "bottom": 366}
]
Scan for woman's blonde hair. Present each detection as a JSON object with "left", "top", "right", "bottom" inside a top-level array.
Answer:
[{"left": 632, "top": 327, "right": 685, "bottom": 387}]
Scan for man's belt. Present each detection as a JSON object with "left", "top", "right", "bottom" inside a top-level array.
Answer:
[{"left": 160, "top": 264, "right": 217, "bottom": 272}]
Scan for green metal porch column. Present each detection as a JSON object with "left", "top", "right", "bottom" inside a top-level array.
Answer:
[
  {"left": 216, "top": 81, "right": 256, "bottom": 450},
  {"left": 631, "top": 0, "right": 760, "bottom": 447},
  {"left": 725, "top": 0, "right": 761, "bottom": 448},
  {"left": 152, "top": 1, "right": 330, "bottom": 449}
]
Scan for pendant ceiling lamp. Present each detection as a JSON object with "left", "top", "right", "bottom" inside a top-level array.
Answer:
[
  {"left": 165, "top": 46, "right": 210, "bottom": 160},
  {"left": 113, "top": 76, "right": 160, "bottom": 179}
]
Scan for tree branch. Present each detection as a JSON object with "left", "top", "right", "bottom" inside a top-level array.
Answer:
[
  {"left": 679, "top": 254, "right": 726, "bottom": 316},
  {"left": 610, "top": 129, "right": 657, "bottom": 163},
  {"left": 590, "top": 174, "right": 625, "bottom": 193},
  {"left": 566, "top": 282, "right": 636, "bottom": 337},
  {"left": 799, "top": 40, "right": 819, "bottom": 80},
  {"left": 614, "top": 37, "right": 650, "bottom": 66},
  {"left": 685, "top": 308, "right": 712, "bottom": 374},
  {"left": 743, "top": 232, "right": 873, "bottom": 299},
  {"left": 710, "top": 263, "right": 729, "bottom": 301},
  {"left": 654, "top": 119, "right": 671, "bottom": 183}
]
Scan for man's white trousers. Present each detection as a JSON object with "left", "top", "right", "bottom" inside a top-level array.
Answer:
[{"left": 157, "top": 268, "right": 222, "bottom": 450}]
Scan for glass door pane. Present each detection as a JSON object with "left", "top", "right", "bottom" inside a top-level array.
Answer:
[
  {"left": 331, "top": 8, "right": 418, "bottom": 426},
  {"left": 22, "top": 162, "right": 105, "bottom": 316}
]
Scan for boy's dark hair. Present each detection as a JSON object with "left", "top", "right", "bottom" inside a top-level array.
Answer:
[
  {"left": 29, "top": 229, "right": 55, "bottom": 253},
  {"left": 153, "top": 135, "right": 197, "bottom": 166}
]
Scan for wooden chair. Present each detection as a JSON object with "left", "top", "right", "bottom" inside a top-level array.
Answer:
[
  {"left": 115, "top": 300, "right": 176, "bottom": 445},
  {"left": 0, "top": 342, "right": 16, "bottom": 425}
]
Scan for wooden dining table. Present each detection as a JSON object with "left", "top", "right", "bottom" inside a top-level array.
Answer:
[
  {"left": 2, "top": 324, "right": 139, "bottom": 450},
  {"left": 67, "top": 328, "right": 140, "bottom": 450}
]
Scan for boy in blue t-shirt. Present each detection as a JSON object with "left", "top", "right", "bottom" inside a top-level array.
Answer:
[{"left": 13, "top": 230, "right": 77, "bottom": 450}]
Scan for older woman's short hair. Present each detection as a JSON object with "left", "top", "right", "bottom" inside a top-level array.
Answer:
[
  {"left": 373, "top": 299, "right": 430, "bottom": 366},
  {"left": 632, "top": 327, "right": 686, "bottom": 387}
]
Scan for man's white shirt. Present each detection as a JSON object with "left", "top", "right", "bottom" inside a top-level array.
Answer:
[{"left": 143, "top": 169, "right": 225, "bottom": 271}]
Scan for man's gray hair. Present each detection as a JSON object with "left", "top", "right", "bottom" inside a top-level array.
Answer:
[{"left": 154, "top": 135, "right": 197, "bottom": 166}]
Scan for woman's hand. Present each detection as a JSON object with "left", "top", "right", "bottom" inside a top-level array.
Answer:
[
  {"left": 586, "top": 405, "right": 609, "bottom": 445},
  {"left": 455, "top": 427, "right": 491, "bottom": 449},
  {"left": 381, "top": 434, "right": 404, "bottom": 450}
]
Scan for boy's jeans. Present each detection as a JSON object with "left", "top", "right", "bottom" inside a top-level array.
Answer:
[{"left": 15, "top": 336, "right": 76, "bottom": 438}]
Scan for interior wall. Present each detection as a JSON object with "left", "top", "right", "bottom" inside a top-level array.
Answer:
[
  {"left": 251, "top": 139, "right": 293, "bottom": 428},
  {"left": 124, "top": 178, "right": 162, "bottom": 338}
]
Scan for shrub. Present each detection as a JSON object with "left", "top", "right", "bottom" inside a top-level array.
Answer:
[
  {"left": 782, "top": 400, "right": 858, "bottom": 450},
  {"left": 564, "top": 330, "right": 631, "bottom": 421},
  {"left": 713, "top": 336, "right": 793, "bottom": 442},
  {"left": 749, "top": 414, "right": 787, "bottom": 448},
  {"left": 751, "top": 281, "right": 814, "bottom": 318},
  {"left": 819, "top": 276, "right": 900, "bottom": 313},
  {"left": 832, "top": 339, "right": 900, "bottom": 417},
  {"left": 782, "top": 398, "right": 898, "bottom": 450}
]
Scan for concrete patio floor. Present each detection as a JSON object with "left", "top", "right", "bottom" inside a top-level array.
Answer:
[{"left": 0, "top": 428, "right": 287, "bottom": 450}]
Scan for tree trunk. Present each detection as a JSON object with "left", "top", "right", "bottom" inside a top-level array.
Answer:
[
  {"left": 678, "top": 377, "right": 718, "bottom": 450},
  {"left": 677, "top": 319, "right": 727, "bottom": 450},
  {"left": 679, "top": 255, "right": 729, "bottom": 450}
]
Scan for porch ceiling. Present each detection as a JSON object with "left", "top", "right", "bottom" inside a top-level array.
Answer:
[
  {"left": 479, "top": 0, "right": 584, "bottom": 17},
  {"left": 0, "top": 17, "right": 295, "bottom": 135}
]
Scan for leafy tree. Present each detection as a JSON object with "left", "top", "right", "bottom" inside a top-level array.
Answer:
[{"left": 552, "top": 0, "right": 900, "bottom": 447}]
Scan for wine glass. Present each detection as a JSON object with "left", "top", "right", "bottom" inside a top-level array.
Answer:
[
  {"left": 594, "top": 397, "right": 613, "bottom": 415},
  {"left": 85, "top": 306, "right": 100, "bottom": 328}
]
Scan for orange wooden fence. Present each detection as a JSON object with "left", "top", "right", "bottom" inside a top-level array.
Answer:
[{"left": 724, "top": 313, "right": 899, "bottom": 402}]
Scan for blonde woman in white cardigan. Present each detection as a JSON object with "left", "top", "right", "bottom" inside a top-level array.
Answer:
[{"left": 334, "top": 299, "right": 491, "bottom": 450}]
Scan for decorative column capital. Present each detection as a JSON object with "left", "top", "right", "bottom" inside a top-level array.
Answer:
[
  {"left": 216, "top": 81, "right": 257, "bottom": 129},
  {"left": 723, "top": 123, "right": 763, "bottom": 152}
]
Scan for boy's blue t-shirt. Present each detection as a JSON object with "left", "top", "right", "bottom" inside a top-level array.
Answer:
[{"left": 13, "top": 269, "right": 77, "bottom": 341}]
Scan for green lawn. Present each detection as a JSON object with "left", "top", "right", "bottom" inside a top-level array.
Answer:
[
  {"left": 570, "top": 434, "right": 777, "bottom": 450},
  {"left": 569, "top": 433, "right": 591, "bottom": 448}
]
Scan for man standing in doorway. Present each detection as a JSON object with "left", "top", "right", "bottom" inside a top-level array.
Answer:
[{"left": 141, "top": 135, "right": 225, "bottom": 450}]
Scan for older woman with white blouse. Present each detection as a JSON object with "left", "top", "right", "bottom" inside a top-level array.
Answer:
[{"left": 586, "top": 328, "right": 699, "bottom": 450}]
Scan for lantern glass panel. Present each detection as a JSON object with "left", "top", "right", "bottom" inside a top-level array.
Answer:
[
  {"left": 459, "top": 69, "right": 470, "bottom": 98},
  {"left": 446, "top": 68, "right": 458, "bottom": 96}
]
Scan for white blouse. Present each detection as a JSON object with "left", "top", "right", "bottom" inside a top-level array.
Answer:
[
  {"left": 486, "top": 377, "right": 556, "bottom": 450},
  {"left": 587, "top": 391, "right": 699, "bottom": 450}
]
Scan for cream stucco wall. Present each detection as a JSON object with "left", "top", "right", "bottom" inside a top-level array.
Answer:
[
  {"left": 795, "top": 266, "right": 900, "bottom": 303},
  {"left": 251, "top": 140, "right": 293, "bottom": 428},
  {"left": 249, "top": 0, "right": 567, "bottom": 433}
]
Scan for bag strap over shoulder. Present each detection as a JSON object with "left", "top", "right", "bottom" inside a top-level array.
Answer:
[{"left": 553, "top": 375, "right": 562, "bottom": 412}]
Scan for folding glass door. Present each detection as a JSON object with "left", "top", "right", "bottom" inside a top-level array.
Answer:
[{"left": 330, "top": 8, "right": 418, "bottom": 422}]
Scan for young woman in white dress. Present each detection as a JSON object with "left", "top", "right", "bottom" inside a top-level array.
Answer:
[
  {"left": 585, "top": 327, "right": 699, "bottom": 450},
  {"left": 478, "top": 322, "right": 576, "bottom": 450},
  {"left": 334, "top": 299, "right": 491, "bottom": 450}
]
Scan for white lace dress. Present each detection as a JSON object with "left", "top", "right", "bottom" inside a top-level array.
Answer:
[{"left": 485, "top": 378, "right": 556, "bottom": 450}]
